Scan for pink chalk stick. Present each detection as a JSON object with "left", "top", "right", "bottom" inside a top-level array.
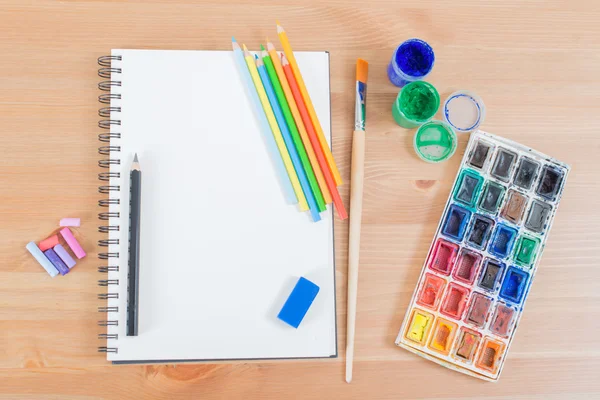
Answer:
[
  {"left": 59, "top": 227, "right": 86, "bottom": 259},
  {"left": 39, "top": 235, "right": 59, "bottom": 252},
  {"left": 60, "top": 218, "right": 81, "bottom": 227}
]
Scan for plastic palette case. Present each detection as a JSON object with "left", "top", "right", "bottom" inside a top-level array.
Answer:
[{"left": 395, "top": 130, "right": 570, "bottom": 381}]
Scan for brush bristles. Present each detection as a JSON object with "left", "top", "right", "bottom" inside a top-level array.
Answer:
[{"left": 356, "top": 59, "right": 368, "bottom": 84}]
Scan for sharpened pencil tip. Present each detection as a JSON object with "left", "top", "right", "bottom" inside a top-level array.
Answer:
[
  {"left": 255, "top": 54, "right": 259, "bottom": 60},
  {"left": 133, "top": 153, "right": 138, "bottom": 163},
  {"left": 267, "top": 41, "right": 275, "bottom": 51},
  {"left": 231, "top": 36, "right": 236, "bottom": 42},
  {"left": 260, "top": 44, "right": 265, "bottom": 51}
]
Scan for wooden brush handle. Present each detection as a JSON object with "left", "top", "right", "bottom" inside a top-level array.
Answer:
[{"left": 346, "top": 130, "right": 366, "bottom": 383}]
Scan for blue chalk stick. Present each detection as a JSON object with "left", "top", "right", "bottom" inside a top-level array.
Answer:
[
  {"left": 277, "top": 277, "right": 320, "bottom": 328},
  {"left": 44, "top": 248, "right": 70, "bottom": 276},
  {"left": 26, "top": 241, "right": 58, "bottom": 277}
]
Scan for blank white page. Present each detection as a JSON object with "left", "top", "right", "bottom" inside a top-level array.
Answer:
[{"left": 104, "top": 49, "right": 336, "bottom": 362}]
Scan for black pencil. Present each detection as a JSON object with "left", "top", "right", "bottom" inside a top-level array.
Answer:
[{"left": 127, "top": 154, "right": 141, "bottom": 336}]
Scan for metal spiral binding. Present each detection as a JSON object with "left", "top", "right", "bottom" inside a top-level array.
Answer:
[{"left": 97, "top": 55, "right": 122, "bottom": 354}]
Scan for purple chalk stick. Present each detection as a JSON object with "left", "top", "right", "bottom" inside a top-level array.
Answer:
[
  {"left": 44, "top": 248, "right": 70, "bottom": 275},
  {"left": 53, "top": 244, "right": 76, "bottom": 269}
]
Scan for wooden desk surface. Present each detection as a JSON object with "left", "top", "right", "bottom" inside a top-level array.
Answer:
[{"left": 1, "top": 0, "right": 599, "bottom": 398}]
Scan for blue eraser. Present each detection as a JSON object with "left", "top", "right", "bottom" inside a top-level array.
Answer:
[{"left": 277, "top": 277, "right": 320, "bottom": 328}]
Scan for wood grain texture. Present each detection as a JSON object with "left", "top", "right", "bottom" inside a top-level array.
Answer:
[{"left": 1, "top": 0, "right": 599, "bottom": 398}]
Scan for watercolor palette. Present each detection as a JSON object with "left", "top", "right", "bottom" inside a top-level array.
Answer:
[{"left": 395, "top": 131, "right": 570, "bottom": 381}]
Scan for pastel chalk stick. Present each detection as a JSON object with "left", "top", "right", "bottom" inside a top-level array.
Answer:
[
  {"left": 59, "top": 227, "right": 86, "bottom": 259},
  {"left": 39, "top": 235, "right": 59, "bottom": 252},
  {"left": 53, "top": 244, "right": 76, "bottom": 269},
  {"left": 60, "top": 218, "right": 81, "bottom": 227},
  {"left": 44, "top": 248, "right": 70, "bottom": 275},
  {"left": 25, "top": 241, "right": 58, "bottom": 277},
  {"left": 277, "top": 277, "right": 320, "bottom": 328}
]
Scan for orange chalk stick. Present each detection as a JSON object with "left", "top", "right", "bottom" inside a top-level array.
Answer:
[{"left": 39, "top": 235, "right": 59, "bottom": 252}]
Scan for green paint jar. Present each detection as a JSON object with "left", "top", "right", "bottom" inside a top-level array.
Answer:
[
  {"left": 413, "top": 120, "right": 457, "bottom": 163},
  {"left": 392, "top": 81, "right": 440, "bottom": 128}
]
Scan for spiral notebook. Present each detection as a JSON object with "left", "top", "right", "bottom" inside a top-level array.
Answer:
[{"left": 97, "top": 49, "right": 337, "bottom": 363}]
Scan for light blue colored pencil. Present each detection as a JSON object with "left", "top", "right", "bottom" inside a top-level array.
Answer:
[
  {"left": 231, "top": 38, "right": 297, "bottom": 205},
  {"left": 256, "top": 54, "right": 321, "bottom": 222}
]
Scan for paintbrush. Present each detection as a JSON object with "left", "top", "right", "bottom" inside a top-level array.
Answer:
[{"left": 346, "top": 58, "right": 368, "bottom": 384}]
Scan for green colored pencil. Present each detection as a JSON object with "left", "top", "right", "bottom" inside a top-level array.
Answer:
[{"left": 260, "top": 45, "right": 326, "bottom": 212}]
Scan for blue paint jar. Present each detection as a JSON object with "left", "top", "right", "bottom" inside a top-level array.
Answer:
[{"left": 387, "top": 39, "right": 435, "bottom": 87}]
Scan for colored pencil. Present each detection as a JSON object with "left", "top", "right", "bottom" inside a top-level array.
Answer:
[
  {"left": 277, "top": 21, "right": 343, "bottom": 186},
  {"left": 260, "top": 45, "right": 326, "bottom": 213},
  {"left": 232, "top": 38, "right": 297, "bottom": 205},
  {"left": 242, "top": 44, "right": 308, "bottom": 212},
  {"left": 127, "top": 154, "right": 142, "bottom": 336},
  {"left": 266, "top": 41, "right": 333, "bottom": 205},
  {"left": 346, "top": 59, "right": 369, "bottom": 383},
  {"left": 281, "top": 54, "right": 348, "bottom": 220},
  {"left": 256, "top": 54, "right": 321, "bottom": 222}
]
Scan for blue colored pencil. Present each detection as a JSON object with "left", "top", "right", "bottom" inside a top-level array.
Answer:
[
  {"left": 231, "top": 38, "right": 297, "bottom": 205},
  {"left": 256, "top": 55, "right": 321, "bottom": 222}
]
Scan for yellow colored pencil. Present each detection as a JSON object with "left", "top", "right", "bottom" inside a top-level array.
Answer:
[
  {"left": 243, "top": 44, "right": 308, "bottom": 211},
  {"left": 276, "top": 21, "right": 343, "bottom": 186},
  {"left": 266, "top": 41, "right": 332, "bottom": 205}
]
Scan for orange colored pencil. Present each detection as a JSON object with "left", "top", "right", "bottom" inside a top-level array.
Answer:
[
  {"left": 277, "top": 21, "right": 343, "bottom": 186},
  {"left": 266, "top": 41, "right": 332, "bottom": 205},
  {"left": 282, "top": 53, "right": 347, "bottom": 220}
]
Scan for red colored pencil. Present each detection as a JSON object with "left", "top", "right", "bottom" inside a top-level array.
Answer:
[{"left": 281, "top": 54, "right": 347, "bottom": 220}]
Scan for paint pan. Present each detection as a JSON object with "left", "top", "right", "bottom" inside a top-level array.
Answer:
[
  {"left": 440, "top": 283, "right": 470, "bottom": 320},
  {"left": 428, "top": 318, "right": 458, "bottom": 355},
  {"left": 405, "top": 308, "right": 434, "bottom": 345},
  {"left": 475, "top": 338, "right": 505, "bottom": 374},
  {"left": 413, "top": 120, "right": 457, "bottom": 163},
  {"left": 500, "top": 190, "right": 528, "bottom": 225},
  {"left": 524, "top": 200, "right": 552, "bottom": 233},
  {"left": 468, "top": 140, "right": 494, "bottom": 170},
  {"left": 488, "top": 224, "right": 518, "bottom": 259},
  {"left": 513, "top": 157, "right": 540, "bottom": 190},
  {"left": 466, "top": 214, "right": 495, "bottom": 250},
  {"left": 489, "top": 304, "right": 517, "bottom": 337},
  {"left": 465, "top": 292, "right": 492, "bottom": 328},
  {"left": 478, "top": 258, "right": 505, "bottom": 293},
  {"left": 428, "top": 238, "right": 459, "bottom": 275},
  {"left": 387, "top": 38, "right": 435, "bottom": 87},
  {"left": 490, "top": 148, "right": 518, "bottom": 182},
  {"left": 536, "top": 165, "right": 565, "bottom": 201},
  {"left": 454, "top": 328, "right": 481, "bottom": 363},
  {"left": 454, "top": 169, "right": 484, "bottom": 207},
  {"left": 417, "top": 273, "right": 447, "bottom": 310},
  {"left": 513, "top": 235, "right": 540, "bottom": 268},
  {"left": 443, "top": 90, "right": 486, "bottom": 133},
  {"left": 478, "top": 181, "right": 506, "bottom": 215},
  {"left": 441, "top": 204, "right": 472, "bottom": 241},
  {"left": 452, "top": 249, "right": 482, "bottom": 284},
  {"left": 393, "top": 81, "right": 440, "bottom": 129},
  {"left": 499, "top": 267, "right": 529, "bottom": 304}
]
